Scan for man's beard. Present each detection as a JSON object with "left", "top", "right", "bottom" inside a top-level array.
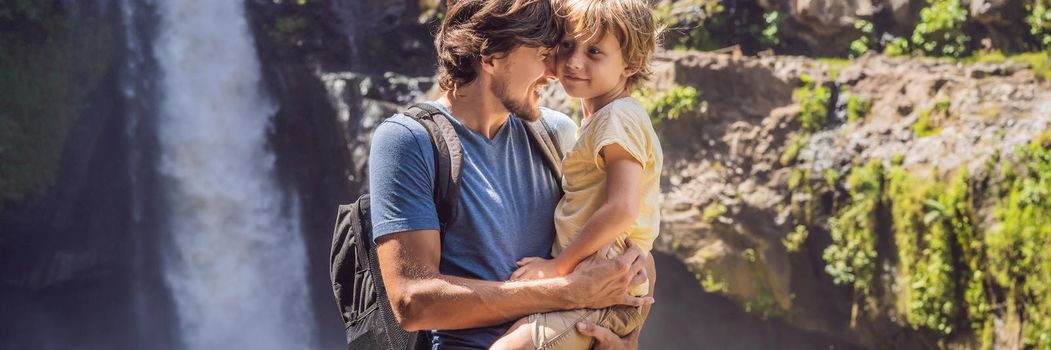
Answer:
[{"left": 491, "top": 75, "right": 544, "bottom": 122}]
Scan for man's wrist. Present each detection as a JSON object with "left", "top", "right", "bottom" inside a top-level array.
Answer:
[{"left": 550, "top": 276, "right": 583, "bottom": 309}]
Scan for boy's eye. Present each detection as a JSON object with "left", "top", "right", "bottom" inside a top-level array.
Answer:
[
  {"left": 587, "top": 47, "right": 601, "bottom": 55},
  {"left": 560, "top": 41, "right": 574, "bottom": 49}
]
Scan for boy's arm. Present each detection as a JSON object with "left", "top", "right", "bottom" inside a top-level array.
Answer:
[
  {"left": 375, "top": 228, "right": 653, "bottom": 332},
  {"left": 552, "top": 143, "right": 644, "bottom": 276}
]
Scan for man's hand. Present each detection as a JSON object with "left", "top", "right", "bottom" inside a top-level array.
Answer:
[
  {"left": 575, "top": 322, "right": 640, "bottom": 350},
  {"left": 563, "top": 240, "right": 652, "bottom": 309},
  {"left": 511, "top": 257, "right": 562, "bottom": 280}
]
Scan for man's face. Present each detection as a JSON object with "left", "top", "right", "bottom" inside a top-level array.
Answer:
[{"left": 489, "top": 45, "right": 555, "bottom": 122}]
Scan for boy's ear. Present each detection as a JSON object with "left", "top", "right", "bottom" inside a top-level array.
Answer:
[{"left": 623, "top": 60, "right": 642, "bottom": 79}]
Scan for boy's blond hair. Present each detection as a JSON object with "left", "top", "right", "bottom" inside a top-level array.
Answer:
[{"left": 560, "top": 0, "right": 659, "bottom": 90}]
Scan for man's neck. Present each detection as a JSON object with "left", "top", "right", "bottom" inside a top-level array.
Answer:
[{"left": 437, "top": 81, "right": 510, "bottom": 139}]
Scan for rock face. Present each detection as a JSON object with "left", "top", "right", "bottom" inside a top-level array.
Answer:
[
  {"left": 643, "top": 51, "right": 1049, "bottom": 348},
  {"left": 245, "top": 0, "right": 438, "bottom": 346},
  {"left": 0, "top": 1, "right": 180, "bottom": 348}
]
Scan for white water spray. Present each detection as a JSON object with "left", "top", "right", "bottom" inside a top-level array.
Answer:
[{"left": 152, "top": 1, "right": 314, "bottom": 349}]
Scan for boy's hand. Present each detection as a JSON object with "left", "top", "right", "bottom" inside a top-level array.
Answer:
[{"left": 510, "top": 257, "right": 562, "bottom": 280}]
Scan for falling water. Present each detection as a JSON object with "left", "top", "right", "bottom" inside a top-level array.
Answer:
[{"left": 151, "top": 1, "right": 314, "bottom": 348}]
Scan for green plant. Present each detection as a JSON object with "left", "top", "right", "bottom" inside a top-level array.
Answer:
[
  {"left": 988, "top": 140, "right": 1051, "bottom": 348},
  {"left": 884, "top": 37, "right": 911, "bottom": 57},
  {"left": 656, "top": 0, "right": 727, "bottom": 51},
  {"left": 850, "top": 19, "right": 876, "bottom": 58},
  {"left": 1026, "top": 0, "right": 1051, "bottom": 48},
  {"left": 823, "top": 159, "right": 883, "bottom": 325},
  {"left": 795, "top": 74, "right": 831, "bottom": 133},
  {"left": 634, "top": 85, "right": 702, "bottom": 127},
  {"left": 760, "top": 11, "right": 782, "bottom": 48},
  {"left": 783, "top": 224, "right": 809, "bottom": 252},
  {"left": 910, "top": 0, "right": 971, "bottom": 57}
]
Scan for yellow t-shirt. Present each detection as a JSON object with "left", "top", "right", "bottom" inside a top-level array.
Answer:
[{"left": 553, "top": 96, "right": 663, "bottom": 296}]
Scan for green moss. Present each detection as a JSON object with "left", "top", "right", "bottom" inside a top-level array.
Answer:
[
  {"left": 700, "top": 270, "right": 729, "bottom": 293},
  {"left": 780, "top": 133, "right": 809, "bottom": 166},
  {"left": 743, "top": 280, "right": 782, "bottom": 319},
  {"left": 817, "top": 58, "right": 851, "bottom": 80},
  {"left": 1011, "top": 51, "right": 1051, "bottom": 81},
  {"left": 846, "top": 94, "right": 871, "bottom": 123},
  {"left": 702, "top": 202, "right": 728, "bottom": 223},
  {"left": 780, "top": 74, "right": 831, "bottom": 168},
  {"left": 962, "top": 50, "right": 1051, "bottom": 81},
  {"left": 0, "top": 2, "right": 73, "bottom": 206},
  {"left": 266, "top": 14, "right": 307, "bottom": 47},
  {"left": 913, "top": 98, "right": 950, "bottom": 138}
]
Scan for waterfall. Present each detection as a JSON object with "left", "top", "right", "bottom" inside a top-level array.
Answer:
[{"left": 149, "top": 1, "right": 315, "bottom": 349}]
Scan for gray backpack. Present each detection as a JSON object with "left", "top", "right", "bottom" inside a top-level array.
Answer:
[{"left": 330, "top": 103, "right": 564, "bottom": 350}]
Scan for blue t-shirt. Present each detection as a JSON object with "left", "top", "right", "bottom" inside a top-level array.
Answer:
[{"left": 368, "top": 103, "right": 577, "bottom": 349}]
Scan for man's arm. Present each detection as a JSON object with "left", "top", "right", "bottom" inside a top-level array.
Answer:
[{"left": 376, "top": 229, "right": 653, "bottom": 332}]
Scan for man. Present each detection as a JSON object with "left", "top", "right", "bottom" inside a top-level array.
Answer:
[{"left": 368, "top": 0, "right": 655, "bottom": 349}]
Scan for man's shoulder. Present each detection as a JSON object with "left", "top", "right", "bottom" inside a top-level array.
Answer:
[
  {"left": 374, "top": 113, "right": 431, "bottom": 146},
  {"left": 370, "top": 113, "right": 435, "bottom": 164}
]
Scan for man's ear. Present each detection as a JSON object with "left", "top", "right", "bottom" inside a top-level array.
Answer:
[{"left": 480, "top": 54, "right": 497, "bottom": 75}]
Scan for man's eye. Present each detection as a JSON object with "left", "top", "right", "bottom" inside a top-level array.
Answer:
[{"left": 560, "top": 41, "right": 573, "bottom": 49}]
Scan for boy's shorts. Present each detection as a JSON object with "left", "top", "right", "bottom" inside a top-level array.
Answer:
[{"left": 527, "top": 304, "right": 642, "bottom": 350}]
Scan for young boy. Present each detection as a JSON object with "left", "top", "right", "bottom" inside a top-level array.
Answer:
[{"left": 490, "top": 0, "right": 663, "bottom": 348}]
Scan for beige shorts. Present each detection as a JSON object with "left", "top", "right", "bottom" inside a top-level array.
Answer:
[{"left": 527, "top": 305, "right": 642, "bottom": 350}]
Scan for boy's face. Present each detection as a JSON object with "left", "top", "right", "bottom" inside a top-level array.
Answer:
[
  {"left": 489, "top": 45, "right": 556, "bottom": 122},
  {"left": 554, "top": 31, "right": 632, "bottom": 100}
]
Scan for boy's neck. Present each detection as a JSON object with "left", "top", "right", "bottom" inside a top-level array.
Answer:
[
  {"left": 581, "top": 84, "right": 630, "bottom": 119},
  {"left": 437, "top": 80, "right": 510, "bottom": 139}
]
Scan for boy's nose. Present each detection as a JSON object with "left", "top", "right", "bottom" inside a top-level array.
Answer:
[{"left": 566, "top": 51, "right": 584, "bottom": 71}]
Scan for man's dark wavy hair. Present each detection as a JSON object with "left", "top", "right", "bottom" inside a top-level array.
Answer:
[{"left": 435, "top": 0, "right": 565, "bottom": 92}]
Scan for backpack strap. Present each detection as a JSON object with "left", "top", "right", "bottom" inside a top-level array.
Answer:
[
  {"left": 524, "top": 116, "right": 564, "bottom": 187},
  {"left": 402, "top": 102, "right": 464, "bottom": 230}
]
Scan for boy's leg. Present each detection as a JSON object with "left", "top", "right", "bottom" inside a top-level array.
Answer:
[
  {"left": 490, "top": 317, "right": 533, "bottom": 350},
  {"left": 596, "top": 305, "right": 643, "bottom": 337},
  {"left": 490, "top": 308, "right": 605, "bottom": 350}
]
